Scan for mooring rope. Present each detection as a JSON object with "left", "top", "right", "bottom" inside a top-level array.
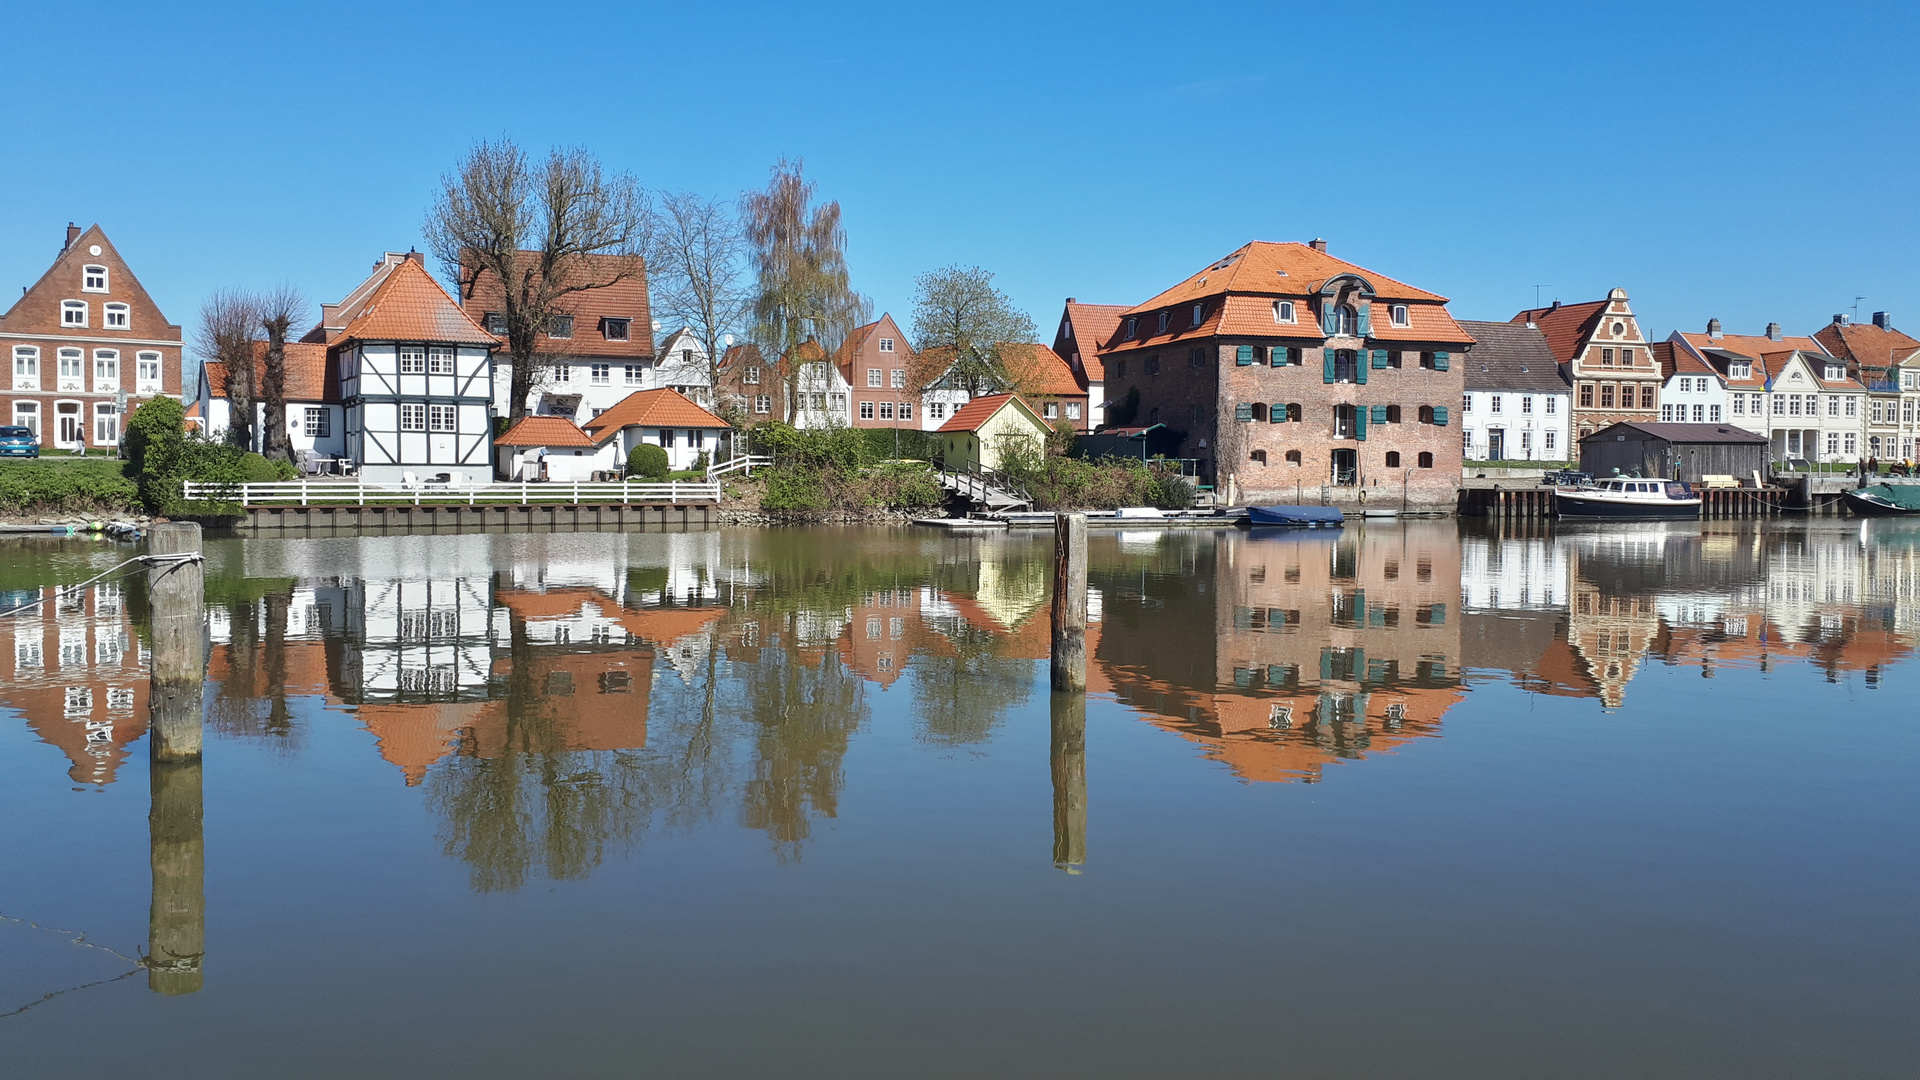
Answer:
[{"left": 0, "top": 552, "right": 203, "bottom": 619}]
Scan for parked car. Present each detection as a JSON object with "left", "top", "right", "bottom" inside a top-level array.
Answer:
[{"left": 0, "top": 426, "right": 40, "bottom": 458}]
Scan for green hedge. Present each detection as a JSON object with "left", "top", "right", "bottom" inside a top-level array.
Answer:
[
  {"left": 0, "top": 459, "right": 140, "bottom": 515},
  {"left": 626, "top": 444, "right": 670, "bottom": 479}
]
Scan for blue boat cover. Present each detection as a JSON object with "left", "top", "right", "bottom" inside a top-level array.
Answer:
[{"left": 1247, "top": 505, "right": 1346, "bottom": 526}]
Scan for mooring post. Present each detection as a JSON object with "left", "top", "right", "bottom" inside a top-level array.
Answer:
[
  {"left": 1050, "top": 513, "right": 1088, "bottom": 692},
  {"left": 146, "top": 522, "right": 205, "bottom": 762},
  {"left": 147, "top": 756, "right": 204, "bottom": 995},
  {"left": 1050, "top": 691, "right": 1087, "bottom": 872}
]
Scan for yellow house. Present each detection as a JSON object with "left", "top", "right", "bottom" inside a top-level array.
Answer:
[{"left": 936, "top": 393, "right": 1052, "bottom": 471}]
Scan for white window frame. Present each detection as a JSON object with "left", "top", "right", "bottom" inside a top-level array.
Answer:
[
  {"left": 878, "top": 402, "right": 895, "bottom": 420},
  {"left": 1390, "top": 303, "right": 1409, "bottom": 327},
  {"left": 136, "top": 351, "right": 162, "bottom": 389},
  {"left": 428, "top": 404, "right": 457, "bottom": 432},
  {"left": 867, "top": 368, "right": 882, "bottom": 388},
  {"left": 1191, "top": 303, "right": 1204, "bottom": 327},
  {"left": 12, "top": 400, "right": 40, "bottom": 436},
  {"left": 304, "top": 406, "right": 330, "bottom": 438},
  {"left": 891, "top": 369, "right": 905, "bottom": 389},
  {"left": 93, "top": 402, "right": 119, "bottom": 445},
  {"left": 427, "top": 347, "right": 455, "bottom": 375},
  {"left": 399, "top": 403, "right": 426, "bottom": 431},
  {"left": 398, "top": 346, "right": 427, "bottom": 374},
  {"left": 743, "top": 365, "right": 761, "bottom": 385},
  {"left": 92, "top": 349, "right": 119, "bottom": 390},
  {"left": 1273, "top": 300, "right": 1295, "bottom": 323},
  {"left": 12, "top": 346, "right": 39, "bottom": 391},
  {"left": 83, "top": 265, "right": 109, "bottom": 292},
  {"left": 859, "top": 401, "right": 875, "bottom": 419},
  {"left": 879, "top": 337, "right": 894, "bottom": 353},
  {"left": 624, "top": 364, "right": 644, "bottom": 385},
  {"left": 57, "top": 348, "right": 84, "bottom": 389},
  {"left": 899, "top": 402, "right": 913, "bottom": 421},
  {"left": 102, "top": 302, "right": 130, "bottom": 329},
  {"left": 754, "top": 394, "right": 771, "bottom": 414},
  {"left": 61, "top": 300, "right": 88, "bottom": 327},
  {"left": 591, "top": 363, "right": 610, "bottom": 385}
]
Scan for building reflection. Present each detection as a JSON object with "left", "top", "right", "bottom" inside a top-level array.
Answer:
[{"left": 0, "top": 578, "right": 148, "bottom": 785}]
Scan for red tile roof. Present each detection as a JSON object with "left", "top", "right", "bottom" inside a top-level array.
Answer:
[
  {"left": 580, "top": 388, "right": 730, "bottom": 439},
  {"left": 1813, "top": 320, "right": 1920, "bottom": 375},
  {"left": 936, "top": 392, "right": 1042, "bottom": 433},
  {"left": 457, "top": 251, "right": 652, "bottom": 359},
  {"left": 1509, "top": 300, "right": 1609, "bottom": 363},
  {"left": 1001, "top": 343, "right": 1085, "bottom": 396},
  {"left": 1653, "top": 340, "right": 1716, "bottom": 380},
  {"left": 204, "top": 341, "right": 336, "bottom": 402},
  {"left": 1132, "top": 241, "right": 1448, "bottom": 311},
  {"left": 335, "top": 256, "right": 497, "bottom": 347},
  {"left": 497, "top": 416, "right": 597, "bottom": 447},
  {"left": 1675, "top": 329, "right": 1825, "bottom": 362}
]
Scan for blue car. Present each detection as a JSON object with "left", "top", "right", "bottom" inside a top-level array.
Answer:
[{"left": 0, "top": 426, "right": 39, "bottom": 457}]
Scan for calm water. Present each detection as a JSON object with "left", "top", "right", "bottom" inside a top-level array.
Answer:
[{"left": 1, "top": 521, "right": 1916, "bottom": 1078}]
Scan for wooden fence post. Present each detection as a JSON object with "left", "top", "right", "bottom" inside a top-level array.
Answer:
[
  {"left": 1051, "top": 512, "right": 1088, "bottom": 692},
  {"left": 1051, "top": 691, "right": 1087, "bottom": 871},
  {"left": 146, "top": 522, "right": 204, "bottom": 762}
]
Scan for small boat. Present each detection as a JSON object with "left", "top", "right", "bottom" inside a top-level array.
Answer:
[
  {"left": 1842, "top": 484, "right": 1920, "bottom": 516},
  {"left": 1553, "top": 477, "right": 1700, "bottom": 520},
  {"left": 1245, "top": 505, "right": 1345, "bottom": 528}
]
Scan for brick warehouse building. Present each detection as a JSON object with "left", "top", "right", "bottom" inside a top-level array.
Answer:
[
  {"left": 2, "top": 223, "right": 183, "bottom": 449},
  {"left": 1096, "top": 240, "right": 1471, "bottom": 510}
]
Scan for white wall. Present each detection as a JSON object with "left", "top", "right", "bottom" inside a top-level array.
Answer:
[
  {"left": 1460, "top": 390, "right": 1571, "bottom": 461},
  {"left": 1659, "top": 374, "right": 1729, "bottom": 425},
  {"left": 615, "top": 425, "right": 726, "bottom": 471}
]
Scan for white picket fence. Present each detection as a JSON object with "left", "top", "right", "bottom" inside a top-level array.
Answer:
[
  {"left": 183, "top": 479, "right": 722, "bottom": 507},
  {"left": 706, "top": 454, "right": 774, "bottom": 479}
]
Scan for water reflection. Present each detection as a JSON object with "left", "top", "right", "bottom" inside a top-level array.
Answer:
[{"left": 0, "top": 567, "right": 148, "bottom": 787}]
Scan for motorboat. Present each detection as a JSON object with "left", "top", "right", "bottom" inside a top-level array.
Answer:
[
  {"left": 1842, "top": 484, "right": 1920, "bottom": 517},
  {"left": 1553, "top": 476, "right": 1700, "bottom": 519},
  {"left": 1245, "top": 505, "right": 1345, "bottom": 528}
]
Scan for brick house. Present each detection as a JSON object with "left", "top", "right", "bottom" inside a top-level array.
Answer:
[
  {"left": 1051, "top": 299, "right": 1127, "bottom": 423},
  {"left": 1512, "top": 289, "right": 1658, "bottom": 440},
  {"left": 839, "top": 313, "right": 934, "bottom": 429},
  {"left": 1814, "top": 312, "right": 1920, "bottom": 460},
  {"left": 1096, "top": 240, "right": 1471, "bottom": 510},
  {"left": 452, "top": 251, "right": 657, "bottom": 423},
  {"left": 1002, "top": 343, "right": 1091, "bottom": 432},
  {"left": 2, "top": 223, "right": 182, "bottom": 450},
  {"left": 713, "top": 343, "right": 781, "bottom": 424}
]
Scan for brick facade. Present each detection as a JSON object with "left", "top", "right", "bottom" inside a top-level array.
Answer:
[
  {"left": 1515, "top": 289, "right": 1658, "bottom": 440},
  {"left": 0, "top": 223, "right": 183, "bottom": 449}
]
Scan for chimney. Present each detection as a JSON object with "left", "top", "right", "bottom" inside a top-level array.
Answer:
[
  {"left": 1833, "top": 313, "right": 1849, "bottom": 325},
  {"left": 1308, "top": 238, "right": 1328, "bottom": 253},
  {"left": 1765, "top": 322, "right": 1781, "bottom": 341},
  {"left": 1873, "top": 311, "right": 1892, "bottom": 330},
  {"left": 1066, "top": 297, "right": 1076, "bottom": 304},
  {"left": 64, "top": 223, "right": 81, "bottom": 251},
  {"left": 1707, "top": 318, "right": 1722, "bottom": 338},
  {"left": 1550, "top": 299, "right": 1560, "bottom": 311}
]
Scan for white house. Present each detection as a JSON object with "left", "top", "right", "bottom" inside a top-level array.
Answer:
[
  {"left": 328, "top": 254, "right": 498, "bottom": 485},
  {"left": 195, "top": 340, "right": 347, "bottom": 467},
  {"left": 581, "top": 388, "right": 732, "bottom": 472},
  {"left": 1657, "top": 341, "right": 1729, "bottom": 426},
  {"left": 788, "top": 348, "right": 854, "bottom": 429},
  {"left": 1456, "top": 320, "right": 1572, "bottom": 462},
  {"left": 495, "top": 416, "right": 620, "bottom": 482}
]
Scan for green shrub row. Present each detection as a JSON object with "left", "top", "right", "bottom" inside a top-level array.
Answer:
[{"left": 0, "top": 459, "right": 141, "bottom": 515}]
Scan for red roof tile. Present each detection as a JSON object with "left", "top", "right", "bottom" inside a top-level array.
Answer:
[
  {"left": 580, "top": 388, "right": 730, "bottom": 439},
  {"left": 458, "top": 251, "right": 652, "bottom": 359},
  {"left": 1131, "top": 241, "right": 1448, "bottom": 311},
  {"left": 205, "top": 341, "right": 335, "bottom": 402},
  {"left": 1813, "top": 320, "right": 1920, "bottom": 375},
  {"left": 1509, "top": 300, "right": 1609, "bottom": 363},
  {"left": 336, "top": 256, "right": 497, "bottom": 347},
  {"left": 1001, "top": 343, "right": 1085, "bottom": 396},
  {"left": 497, "top": 416, "right": 597, "bottom": 447}
]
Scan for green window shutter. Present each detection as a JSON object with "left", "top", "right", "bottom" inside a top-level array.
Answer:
[
  {"left": 1357, "top": 304, "right": 1372, "bottom": 336},
  {"left": 1354, "top": 406, "right": 1367, "bottom": 440},
  {"left": 1323, "top": 348, "right": 1337, "bottom": 383},
  {"left": 1352, "top": 590, "right": 1366, "bottom": 620},
  {"left": 1433, "top": 405, "right": 1449, "bottom": 426},
  {"left": 1270, "top": 402, "right": 1287, "bottom": 423},
  {"left": 1371, "top": 349, "right": 1390, "bottom": 369},
  {"left": 1371, "top": 405, "right": 1388, "bottom": 424},
  {"left": 1235, "top": 403, "right": 1253, "bottom": 422},
  {"left": 1269, "top": 346, "right": 1287, "bottom": 367},
  {"left": 1430, "top": 603, "right": 1447, "bottom": 625},
  {"left": 1352, "top": 647, "right": 1366, "bottom": 679},
  {"left": 1356, "top": 354, "right": 1368, "bottom": 384},
  {"left": 1320, "top": 647, "right": 1334, "bottom": 682},
  {"left": 1434, "top": 350, "right": 1450, "bottom": 371},
  {"left": 1236, "top": 345, "right": 1254, "bottom": 366}
]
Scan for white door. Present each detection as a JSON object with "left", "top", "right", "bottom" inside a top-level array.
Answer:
[{"left": 56, "top": 403, "right": 83, "bottom": 447}]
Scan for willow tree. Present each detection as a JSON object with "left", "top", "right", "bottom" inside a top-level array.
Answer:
[
  {"left": 740, "top": 159, "right": 868, "bottom": 423},
  {"left": 909, "top": 265, "right": 1037, "bottom": 399},
  {"left": 424, "top": 139, "right": 653, "bottom": 425}
]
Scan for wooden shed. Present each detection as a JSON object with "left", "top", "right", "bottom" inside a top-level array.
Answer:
[{"left": 1578, "top": 421, "right": 1769, "bottom": 483}]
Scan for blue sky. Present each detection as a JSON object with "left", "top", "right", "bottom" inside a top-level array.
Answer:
[{"left": 3, "top": 0, "right": 1916, "bottom": 352}]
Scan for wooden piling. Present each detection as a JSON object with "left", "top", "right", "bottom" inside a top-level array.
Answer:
[
  {"left": 146, "top": 522, "right": 205, "bottom": 762},
  {"left": 1050, "top": 513, "right": 1088, "bottom": 693},
  {"left": 1050, "top": 692, "right": 1087, "bottom": 871},
  {"left": 147, "top": 758, "right": 204, "bottom": 995}
]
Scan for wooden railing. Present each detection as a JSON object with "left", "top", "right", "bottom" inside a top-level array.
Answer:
[
  {"left": 182, "top": 479, "right": 722, "bottom": 507},
  {"left": 707, "top": 454, "right": 774, "bottom": 479}
]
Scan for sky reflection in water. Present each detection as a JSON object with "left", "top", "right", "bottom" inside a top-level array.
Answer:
[{"left": 1, "top": 521, "right": 1916, "bottom": 1078}]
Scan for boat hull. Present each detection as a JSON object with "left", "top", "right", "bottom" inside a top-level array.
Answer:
[
  {"left": 1246, "top": 505, "right": 1345, "bottom": 528},
  {"left": 1843, "top": 491, "right": 1920, "bottom": 517},
  {"left": 1553, "top": 491, "right": 1701, "bottom": 520}
]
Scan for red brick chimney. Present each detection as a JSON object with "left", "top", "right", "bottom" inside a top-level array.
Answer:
[
  {"left": 1308, "top": 238, "right": 1328, "bottom": 253},
  {"left": 64, "top": 223, "right": 81, "bottom": 250}
]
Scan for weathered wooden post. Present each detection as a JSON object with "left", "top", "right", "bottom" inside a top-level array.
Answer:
[
  {"left": 146, "top": 522, "right": 204, "bottom": 761},
  {"left": 147, "top": 757, "right": 204, "bottom": 995},
  {"left": 1050, "top": 513, "right": 1088, "bottom": 692},
  {"left": 1050, "top": 691, "right": 1086, "bottom": 872}
]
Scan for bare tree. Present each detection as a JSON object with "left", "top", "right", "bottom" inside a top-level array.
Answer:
[
  {"left": 425, "top": 139, "right": 654, "bottom": 425},
  {"left": 740, "top": 159, "right": 869, "bottom": 422},
  {"left": 651, "top": 191, "right": 752, "bottom": 418},
  {"left": 910, "top": 266, "right": 1037, "bottom": 399},
  {"left": 256, "top": 286, "right": 305, "bottom": 463},
  {"left": 197, "top": 290, "right": 259, "bottom": 450}
]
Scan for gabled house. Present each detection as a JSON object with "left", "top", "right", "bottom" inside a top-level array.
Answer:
[
  {"left": 197, "top": 340, "right": 345, "bottom": 464},
  {"left": 784, "top": 340, "right": 853, "bottom": 429},
  {"left": 1654, "top": 339, "right": 1727, "bottom": 426},
  {"left": 1511, "top": 289, "right": 1658, "bottom": 440},
  {"left": 1455, "top": 320, "right": 1571, "bottom": 462},
  {"left": 1814, "top": 312, "right": 1920, "bottom": 461},
  {"left": 651, "top": 327, "right": 716, "bottom": 403},
  {"left": 1096, "top": 239, "right": 1471, "bottom": 510},
  {"left": 450, "top": 251, "right": 657, "bottom": 423},
  {"left": 1052, "top": 299, "right": 1127, "bottom": 424},
  {"left": 1668, "top": 321, "right": 1833, "bottom": 458},
  {"left": 323, "top": 253, "right": 499, "bottom": 484},
  {"left": 580, "top": 388, "right": 731, "bottom": 472},
  {"left": 713, "top": 343, "right": 779, "bottom": 423},
  {"left": 1001, "top": 343, "right": 1090, "bottom": 432},
  {"left": 1, "top": 223, "right": 182, "bottom": 451},
  {"left": 839, "top": 314, "right": 928, "bottom": 429},
  {"left": 494, "top": 416, "right": 618, "bottom": 482},
  {"left": 935, "top": 393, "right": 1051, "bottom": 472}
]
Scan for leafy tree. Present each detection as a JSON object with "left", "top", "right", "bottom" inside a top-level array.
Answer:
[{"left": 909, "top": 266, "right": 1038, "bottom": 398}]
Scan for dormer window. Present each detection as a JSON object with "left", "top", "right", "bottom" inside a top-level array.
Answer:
[
  {"left": 879, "top": 337, "right": 894, "bottom": 353},
  {"left": 484, "top": 312, "right": 507, "bottom": 334},
  {"left": 1729, "top": 361, "right": 1751, "bottom": 379},
  {"left": 1273, "top": 300, "right": 1295, "bottom": 323},
  {"left": 1825, "top": 364, "right": 1846, "bottom": 381},
  {"left": 1190, "top": 303, "right": 1204, "bottom": 327},
  {"left": 548, "top": 314, "right": 574, "bottom": 339},
  {"left": 61, "top": 300, "right": 87, "bottom": 327},
  {"left": 1123, "top": 317, "right": 1138, "bottom": 340},
  {"left": 1157, "top": 311, "right": 1170, "bottom": 334},
  {"left": 1322, "top": 304, "right": 1358, "bottom": 337},
  {"left": 83, "top": 265, "right": 109, "bottom": 292},
  {"left": 1390, "top": 303, "right": 1410, "bottom": 327},
  {"left": 602, "top": 317, "right": 630, "bottom": 341},
  {"left": 103, "top": 302, "right": 129, "bottom": 329}
]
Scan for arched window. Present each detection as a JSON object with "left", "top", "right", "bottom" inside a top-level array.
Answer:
[
  {"left": 1418, "top": 452, "right": 1434, "bottom": 468},
  {"left": 1250, "top": 449, "right": 1268, "bottom": 465},
  {"left": 1385, "top": 451, "right": 1401, "bottom": 467},
  {"left": 1251, "top": 403, "right": 1268, "bottom": 422},
  {"left": 1287, "top": 403, "right": 1302, "bottom": 422},
  {"left": 1386, "top": 405, "right": 1402, "bottom": 423},
  {"left": 1285, "top": 450, "right": 1302, "bottom": 466},
  {"left": 1418, "top": 405, "right": 1435, "bottom": 424},
  {"left": 1339, "top": 306, "right": 1357, "bottom": 335}
]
